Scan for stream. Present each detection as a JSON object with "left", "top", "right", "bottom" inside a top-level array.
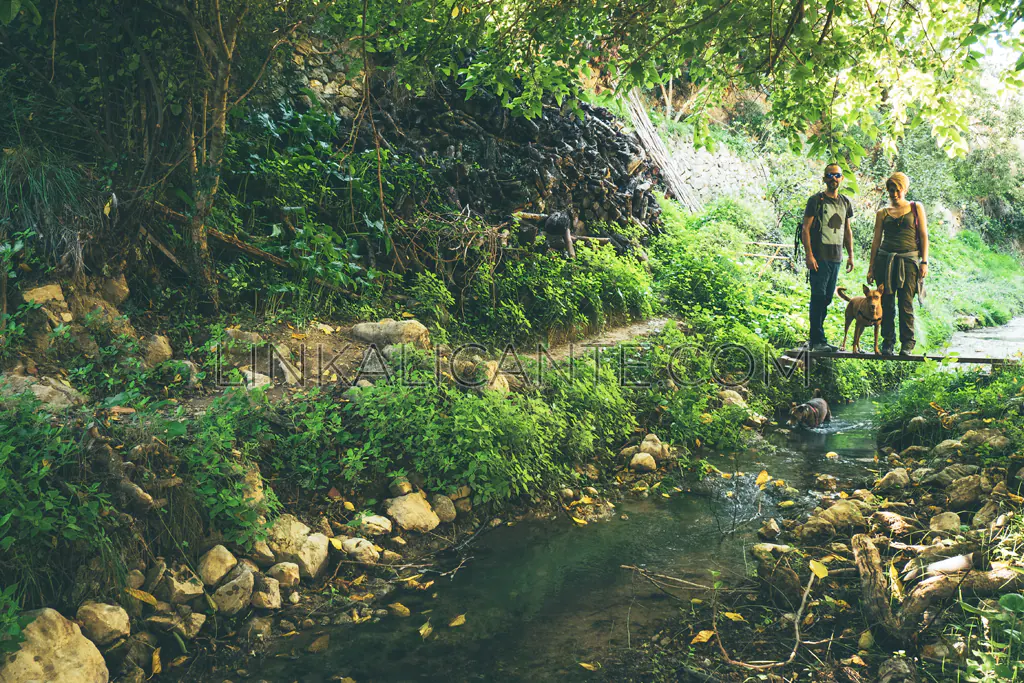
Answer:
[
  {"left": 247, "top": 318, "right": 1024, "bottom": 683},
  {"left": 254, "top": 400, "right": 881, "bottom": 683}
]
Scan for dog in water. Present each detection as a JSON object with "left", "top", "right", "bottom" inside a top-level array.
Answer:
[
  {"left": 837, "top": 284, "right": 884, "bottom": 355},
  {"left": 789, "top": 390, "right": 831, "bottom": 428}
]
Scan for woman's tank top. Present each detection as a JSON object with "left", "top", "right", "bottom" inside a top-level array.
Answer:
[{"left": 880, "top": 205, "right": 918, "bottom": 253}]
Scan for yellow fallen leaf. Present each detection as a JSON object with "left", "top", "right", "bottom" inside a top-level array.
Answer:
[
  {"left": 650, "top": 481, "right": 662, "bottom": 489},
  {"left": 825, "top": 451, "right": 839, "bottom": 459},
  {"left": 661, "top": 492, "right": 670, "bottom": 498},
  {"left": 809, "top": 559, "right": 829, "bottom": 579},
  {"left": 419, "top": 621, "right": 433, "bottom": 639},
  {"left": 691, "top": 598, "right": 703, "bottom": 604},
  {"left": 736, "top": 471, "right": 745, "bottom": 477},
  {"left": 755, "top": 470, "right": 771, "bottom": 486},
  {"left": 349, "top": 593, "right": 374, "bottom": 602},
  {"left": 803, "top": 612, "right": 815, "bottom": 626},
  {"left": 291, "top": 333, "right": 307, "bottom": 340},
  {"left": 839, "top": 491, "right": 849, "bottom": 498},
  {"left": 720, "top": 472, "right": 733, "bottom": 479},
  {"left": 343, "top": 501, "right": 356, "bottom": 511},
  {"left": 449, "top": 614, "right": 466, "bottom": 627},
  {"left": 579, "top": 662, "right": 600, "bottom": 671},
  {"left": 691, "top": 630, "right": 715, "bottom": 644},
  {"left": 152, "top": 647, "right": 162, "bottom": 675},
  {"left": 695, "top": 438, "right": 701, "bottom": 447},
  {"left": 572, "top": 516, "right": 588, "bottom": 525},
  {"left": 351, "top": 574, "right": 366, "bottom": 585},
  {"left": 579, "top": 495, "right": 594, "bottom": 505},
  {"left": 774, "top": 479, "right": 786, "bottom": 487},
  {"left": 169, "top": 655, "right": 189, "bottom": 667},
  {"left": 388, "top": 602, "right": 411, "bottom": 617},
  {"left": 402, "top": 311, "right": 415, "bottom": 317},
  {"left": 725, "top": 491, "right": 735, "bottom": 498},
  {"left": 889, "top": 561, "right": 904, "bottom": 601},
  {"left": 779, "top": 500, "right": 795, "bottom": 508},
  {"left": 125, "top": 587, "right": 158, "bottom": 606},
  {"left": 723, "top": 612, "right": 746, "bottom": 622}
]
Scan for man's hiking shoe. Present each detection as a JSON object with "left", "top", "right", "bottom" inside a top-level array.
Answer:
[
  {"left": 810, "top": 343, "right": 838, "bottom": 353},
  {"left": 881, "top": 345, "right": 895, "bottom": 356},
  {"left": 899, "top": 347, "right": 916, "bottom": 357}
]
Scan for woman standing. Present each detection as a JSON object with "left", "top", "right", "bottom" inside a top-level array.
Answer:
[{"left": 867, "top": 172, "right": 930, "bottom": 356}]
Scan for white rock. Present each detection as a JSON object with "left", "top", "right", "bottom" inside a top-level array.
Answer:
[
  {"left": 75, "top": 602, "right": 130, "bottom": 646},
  {"left": 213, "top": 570, "right": 255, "bottom": 616},
  {"left": 350, "top": 320, "right": 431, "bottom": 349},
  {"left": 267, "top": 562, "right": 300, "bottom": 588},
  {"left": 250, "top": 576, "right": 281, "bottom": 610},
  {"left": 0, "top": 608, "right": 108, "bottom": 683},
  {"left": 158, "top": 567, "right": 204, "bottom": 604},
  {"left": 341, "top": 537, "right": 380, "bottom": 565},
  {"left": 358, "top": 514, "right": 393, "bottom": 536},
  {"left": 629, "top": 453, "right": 657, "bottom": 472},
  {"left": 384, "top": 493, "right": 440, "bottom": 533},
  {"left": 198, "top": 545, "right": 238, "bottom": 587},
  {"left": 0, "top": 375, "right": 85, "bottom": 410},
  {"left": 268, "top": 515, "right": 329, "bottom": 578}
]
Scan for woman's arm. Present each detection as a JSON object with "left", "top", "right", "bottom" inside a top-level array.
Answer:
[
  {"left": 917, "top": 205, "right": 929, "bottom": 280},
  {"left": 867, "top": 210, "right": 883, "bottom": 283}
]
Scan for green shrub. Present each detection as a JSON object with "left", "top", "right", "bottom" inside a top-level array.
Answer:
[
  {"left": 0, "top": 394, "right": 116, "bottom": 616},
  {"left": 180, "top": 390, "right": 280, "bottom": 549}
]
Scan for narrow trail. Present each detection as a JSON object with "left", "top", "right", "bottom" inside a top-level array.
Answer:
[{"left": 545, "top": 317, "right": 672, "bottom": 362}]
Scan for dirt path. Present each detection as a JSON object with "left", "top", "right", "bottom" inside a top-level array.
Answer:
[{"left": 545, "top": 317, "right": 671, "bottom": 361}]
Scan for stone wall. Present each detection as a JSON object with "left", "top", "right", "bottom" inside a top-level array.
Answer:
[{"left": 668, "top": 137, "right": 769, "bottom": 207}]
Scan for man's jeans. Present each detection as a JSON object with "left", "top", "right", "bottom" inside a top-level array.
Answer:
[{"left": 808, "top": 260, "right": 840, "bottom": 345}]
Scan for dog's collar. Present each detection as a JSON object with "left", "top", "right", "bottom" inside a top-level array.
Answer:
[{"left": 856, "top": 310, "right": 882, "bottom": 324}]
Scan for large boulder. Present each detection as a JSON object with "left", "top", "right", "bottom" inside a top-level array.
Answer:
[
  {"left": 75, "top": 602, "right": 130, "bottom": 647},
  {"left": 384, "top": 493, "right": 440, "bottom": 533},
  {"left": 213, "top": 569, "right": 255, "bottom": 616},
  {"left": 350, "top": 319, "right": 430, "bottom": 349},
  {"left": 267, "top": 515, "right": 329, "bottom": 578},
  {"left": 198, "top": 545, "right": 238, "bottom": 587},
  {"left": 0, "top": 608, "right": 108, "bottom": 683}
]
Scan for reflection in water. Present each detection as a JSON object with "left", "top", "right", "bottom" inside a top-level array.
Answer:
[{"left": 256, "top": 400, "right": 880, "bottom": 683}]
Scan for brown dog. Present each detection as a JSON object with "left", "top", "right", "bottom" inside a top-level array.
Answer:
[
  {"left": 788, "top": 390, "right": 831, "bottom": 428},
  {"left": 837, "top": 284, "right": 884, "bottom": 354}
]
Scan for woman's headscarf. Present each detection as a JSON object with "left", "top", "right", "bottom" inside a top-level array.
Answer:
[{"left": 886, "top": 172, "right": 910, "bottom": 196}]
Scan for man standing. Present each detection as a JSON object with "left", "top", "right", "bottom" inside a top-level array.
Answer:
[{"left": 801, "top": 163, "right": 854, "bottom": 352}]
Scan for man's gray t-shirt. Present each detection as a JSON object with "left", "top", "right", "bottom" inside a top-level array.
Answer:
[{"left": 804, "top": 193, "right": 852, "bottom": 262}]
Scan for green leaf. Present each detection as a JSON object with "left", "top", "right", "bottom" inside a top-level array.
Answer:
[
  {"left": 998, "top": 593, "right": 1024, "bottom": 614},
  {"left": 0, "top": 0, "right": 21, "bottom": 25}
]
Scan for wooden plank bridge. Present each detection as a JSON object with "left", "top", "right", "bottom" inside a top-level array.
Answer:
[{"left": 782, "top": 348, "right": 1016, "bottom": 365}]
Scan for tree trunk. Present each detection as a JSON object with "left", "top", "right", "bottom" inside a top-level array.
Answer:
[
  {"left": 189, "top": 60, "right": 232, "bottom": 312},
  {"left": 626, "top": 88, "right": 700, "bottom": 213}
]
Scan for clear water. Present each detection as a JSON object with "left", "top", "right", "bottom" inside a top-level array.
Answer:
[{"left": 254, "top": 400, "right": 880, "bottom": 683}]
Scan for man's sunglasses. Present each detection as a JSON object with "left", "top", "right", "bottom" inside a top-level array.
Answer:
[{"left": 825, "top": 172, "right": 843, "bottom": 179}]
